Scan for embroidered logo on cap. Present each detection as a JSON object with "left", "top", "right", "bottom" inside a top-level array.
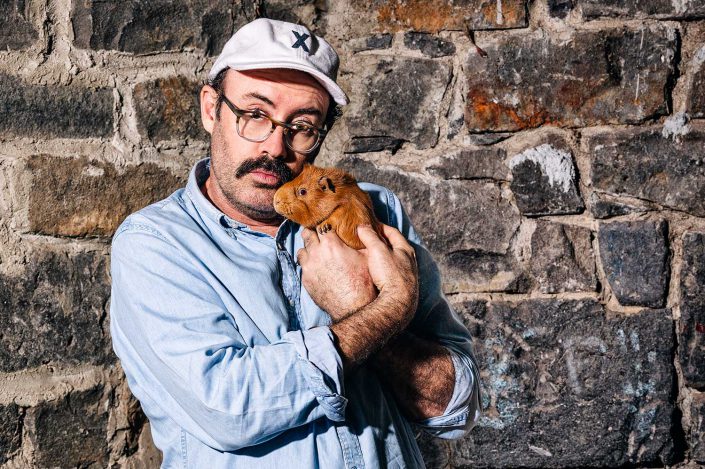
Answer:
[{"left": 291, "top": 31, "right": 310, "bottom": 53}]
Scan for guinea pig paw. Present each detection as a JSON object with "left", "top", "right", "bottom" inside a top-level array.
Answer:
[{"left": 318, "top": 223, "right": 332, "bottom": 234}]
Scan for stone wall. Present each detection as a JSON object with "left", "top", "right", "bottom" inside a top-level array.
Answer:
[{"left": 0, "top": 0, "right": 703, "bottom": 467}]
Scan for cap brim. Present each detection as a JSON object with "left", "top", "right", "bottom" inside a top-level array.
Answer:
[{"left": 210, "top": 61, "right": 349, "bottom": 106}]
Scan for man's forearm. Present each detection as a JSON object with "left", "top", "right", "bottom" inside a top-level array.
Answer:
[{"left": 370, "top": 331, "right": 455, "bottom": 420}]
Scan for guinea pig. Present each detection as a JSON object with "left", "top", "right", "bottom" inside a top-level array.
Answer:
[{"left": 273, "top": 164, "right": 383, "bottom": 249}]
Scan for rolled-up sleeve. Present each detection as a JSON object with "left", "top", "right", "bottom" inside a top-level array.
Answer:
[
  {"left": 379, "top": 188, "right": 482, "bottom": 439},
  {"left": 110, "top": 224, "right": 347, "bottom": 452}
]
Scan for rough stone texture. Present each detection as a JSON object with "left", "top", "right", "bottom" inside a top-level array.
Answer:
[
  {"left": 680, "top": 232, "right": 705, "bottom": 389},
  {"left": 508, "top": 139, "right": 584, "bottom": 216},
  {"left": 339, "top": 156, "right": 523, "bottom": 292},
  {"left": 403, "top": 32, "right": 456, "bottom": 57},
  {"left": 0, "top": 250, "right": 112, "bottom": 372},
  {"left": 344, "top": 136, "right": 404, "bottom": 154},
  {"left": 425, "top": 147, "right": 509, "bottom": 181},
  {"left": 26, "top": 386, "right": 108, "bottom": 468},
  {"left": 0, "top": 0, "right": 38, "bottom": 50},
  {"left": 453, "top": 299, "right": 676, "bottom": 467},
  {"left": 529, "top": 221, "right": 596, "bottom": 293},
  {"left": 0, "top": 404, "right": 23, "bottom": 464},
  {"left": 26, "top": 155, "right": 185, "bottom": 238},
  {"left": 71, "top": 0, "right": 245, "bottom": 55},
  {"left": 465, "top": 26, "right": 677, "bottom": 132},
  {"left": 345, "top": 57, "right": 451, "bottom": 149},
  {"left": 133, "top": 77, "right": 208, "bottom": 143},
  {"left": 586, "top": 123, "right": 705, "bottom": 217},
  {"left": 349, "top": 34, "right": 393, "bottom": 52},
  {"left": 345, "top": 0, "right": 528, "bottom": 32},
  {"left": 589, "top": 191, "right": 651, "bottom": 219},
  {"left": 0, "top": 74, "right": 113, "bottom": 139},
  {"left": 547, "top": 0, "right": 574, "bottom": 18},
  {"left": 690, "top": 392, "right": 705, "bottom": 463},
  {"left": 580, "top": 0, "right": 705, "bottom": 19},
  {"left": 687, "top": 46, "right": 705, "bottom": 118},
  {"left": 599, "top": 220, "right": 670, "bottom": 308}
]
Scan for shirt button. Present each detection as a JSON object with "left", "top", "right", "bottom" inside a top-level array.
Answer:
[{"left": 276, "top": 242, "right": 284, "bottom": 250}]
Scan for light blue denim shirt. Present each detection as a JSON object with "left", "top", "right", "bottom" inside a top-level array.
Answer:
[{"left": 110, "top": 158, "right": 481, "bottom": 469}]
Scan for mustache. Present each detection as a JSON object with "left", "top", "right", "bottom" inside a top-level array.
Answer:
[{"left": 234, "top": 155, "right": 294, "bottom": 184}]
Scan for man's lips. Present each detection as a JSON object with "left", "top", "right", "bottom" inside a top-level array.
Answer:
[{"left": 249, "top": 170, "right": 281, "bottom": 185}]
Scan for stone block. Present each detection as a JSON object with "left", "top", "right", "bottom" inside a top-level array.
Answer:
[
  {"left": 529, "top": 221, "right": 596, "bottom": 293},
  {"left": 403, "top": 32, "right": 456, "bottom": 57},
  {"left": 71, "top": 0, "right": 243, "bottom": 55},
  {"left": 680, "top": 232, "right": 705, "bottom": 388},
  {"left": 425, "top": 147, "right": 509, "bottom": 181},
  {"left": 579, "top": 0, "right": 705, "bottom": 19},
  {"left": 452, "top": 299, "right": 676, "bottom": 467},
  {"left": 25, "top": 155, "right": 184, "bottom": 238},
  {"left": 589, "top": 192, "right": 651, "bottom": 219},
  {"left": 547, "top": 0, "right": 574, "bottom": 18},
  {"left": 687, "top": 46, "right": 705, "bottom": 118},
  {"left": 0, "top": 250, "right": 113, "bottom": 372},
  {"left": 343, "top": 0, "right": 528, "bottom": 33},
  {"left": 508, "top": 139, "right": 584, "bottom": 216},
  {"left": 465, "top": 26, "right": 676, "bottom": 131},
  {"left": 133, "top": 77, "right": 208, "bottom": 143},
  {"left": 0, "top": 74, "right": 113, "bottom": 139},
  {"left": 0, "top": 404, "right": 22, "bottom": 464},
  {"left": 586, "top": 123, "right": 705, "bottom": 217},
  {"left": 598, "top": 220, "right": 669, "bottom": 308},
  {"left": 339, "top": 156, "right": 523, "bottom": 292},
  {"left": 0, "top": 0, "right": 38, "bottom": 50},
  {"left": 26, "top": 386, "right": 108, "bottom": 468},
  {"left": 690, "top": 392, "right": 705, "bottom": 463},
  {"left": 345, "top": 57, "right": 451, "bottom": 149},
  {"left": 349, "top": 34, "right": 394, "bottom": 52},
  {"left": 344, "top": 136, "right": 404, "bottom": 154}
]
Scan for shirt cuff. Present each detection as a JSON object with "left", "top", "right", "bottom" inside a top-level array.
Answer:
[
  {"left": 284, "top": 326, "right": 347, "bottom": 422},
  {"left": 414, "top": 349, "right": 480, "bottom": 439}
]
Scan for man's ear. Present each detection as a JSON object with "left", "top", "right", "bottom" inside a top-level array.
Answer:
[{"left": 200, "top": 85, "right": 218, "bottom": 135}]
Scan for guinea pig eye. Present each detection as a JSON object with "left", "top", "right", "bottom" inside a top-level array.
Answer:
[{"left": 298, "top": 188, "right": 307, "bottom": 196}]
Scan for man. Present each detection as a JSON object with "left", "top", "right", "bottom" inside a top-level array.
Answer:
[{"left": 110, "top": 18, "right": 481, "bottom": 468}]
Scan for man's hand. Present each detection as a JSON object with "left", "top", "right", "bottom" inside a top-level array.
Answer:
[{"left": 297, "top": 228, "right": 377, "bottom": 321}]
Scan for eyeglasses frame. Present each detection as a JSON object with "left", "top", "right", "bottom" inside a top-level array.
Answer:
[{"left": 218, "top": 93, "right": 328, "bottom": 154}]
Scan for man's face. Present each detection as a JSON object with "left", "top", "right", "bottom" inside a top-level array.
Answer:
[{"left": 202, "top": 69, "right": 330, "bottom": 222}]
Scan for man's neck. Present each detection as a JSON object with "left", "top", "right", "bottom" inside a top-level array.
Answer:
[{"left": 201, "top": 176, "right": 282, "bottom": 238}]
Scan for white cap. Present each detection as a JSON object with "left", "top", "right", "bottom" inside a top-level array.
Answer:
[{"left": 209, "top": 18, "right": 348, "bottom": 106}]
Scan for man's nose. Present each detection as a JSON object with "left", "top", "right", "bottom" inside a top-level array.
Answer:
[{"left": 259, "top": 125, "right": 288, "bottom": 158}]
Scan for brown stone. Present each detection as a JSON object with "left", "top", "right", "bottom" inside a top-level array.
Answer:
[
  {"left": 26, "top": 155, "right": 185, "bottom": 238},
  {"left": 680, "top": 231, "right": 705, "bottom": 388},
  {"left": 465, "top": 26, "right": 677, "bottom": 132},
  {"left": 579, "top": 0, "right": 705, "bottom": 19},
  {"left": 687, "top": 46, "right": 705, "bottom": 118},
  {"left": 0, "top": 0, "right": 38, "bottom": 50},
  {"left": 133, "top": 77, "right": 208, "bottom": 143},
  {"left": 690, "top": 392, "right": 705, "bottom": 463}
]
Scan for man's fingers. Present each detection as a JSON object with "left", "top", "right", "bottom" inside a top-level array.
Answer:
[
  {"left": 357, "top": 224, "right": 388, "bottom": 251},
  {"left": 301, "top": 228, "right": 319, "bottom": 248},
  {"left": 381, "top": 224, "right": 414, "bottom": 254},
  {"left": 296, "top": 247, "right": 309, "bottom": 266}
]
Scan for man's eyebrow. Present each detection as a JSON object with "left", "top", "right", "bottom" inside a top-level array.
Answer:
[
  {"left": 242, "top": 92, "right": 324, "bottom": 120},
  {"left": 243, "top": 92, "right": 275, "bottom": 106}
]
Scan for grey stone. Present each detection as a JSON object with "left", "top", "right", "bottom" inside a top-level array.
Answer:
[
  {"left": 344, "top": 136, "right": 404, "bottom": 154},
  {"left": 425, "top": 147, "right": 509, "bottom": 181},
  {"left": 0, "top": 74, "right": 113, "bottom": 139},
  {"left": 25, "top": 155, "right": 185, "bottom": 237},
  {"left": 350, "top": 34, "right": 393, "bottom": 52},
  {"left": 345, "top": 57, "right": 451, "bottom": 149},
  {"left": 547, "top": 0, "right": 574, "bottom": 18},
  {"left": 529, "top": 221, "right": 596, "bottom": 293},
  {"left": 452, "top": 299, "right": 676, "bottom": 467},
  {"left": 71, "top": 0, "right": 244, "bottom": 55},
  {"left": 344, "top": 0, "right": 528, "bottom": 32},
  {"left": 687, "top": 47, "right": 705, "bottom": 118},
  {"left": 133, "top": 77, "right": 208, "bottom": 143},
  {"left": 589, "top": 191, "right": 650, "bottom": 219},
  {"left": 27, "top": 386, "right": 108, "bottom": 468},
  {"left": 466, "top": 133, "right": 514, "bottom": 146},
  {"left": 403, "top": 32, "right": 456, "bottom": 58},
  {"left": 338, "top": 156, "right": 522, "bottom": 291},
  {"left": 586, "top": 123, "right": 705, "bottom": 217},
  {"left": 580, "top": 0, "right": 705, "bottom": 19},
  {"left": 0, "top": 404, "right": 22, "bottom": 464},
  {"left": 598, "top": 220, "right": 669, "bottom": 308},
  {"left": 0, "top": 0, "right": 38, "bottom": 50},
  {"left": 508, "top": 140, "right": 584, "bottom": 216},
  {"left": 690, "top": 392, "right": 705, "bottom": 463},
  {"left": 0, "top": 250, "right": 113, "bottom": 372},
  {"left": 465, "top": 26, "right": 676, "bottom": 131},
  {"left": 680, "top": 232, "right": 705, "bottom": 388}
]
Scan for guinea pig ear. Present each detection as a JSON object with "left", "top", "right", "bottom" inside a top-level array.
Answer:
[{"left": 318, "top": 176, "right": 335, "bottom": 193}]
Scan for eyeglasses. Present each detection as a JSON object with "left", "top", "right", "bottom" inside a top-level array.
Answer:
[{"left": 219, "top": 94, "right": 327, "bottom": 154}]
